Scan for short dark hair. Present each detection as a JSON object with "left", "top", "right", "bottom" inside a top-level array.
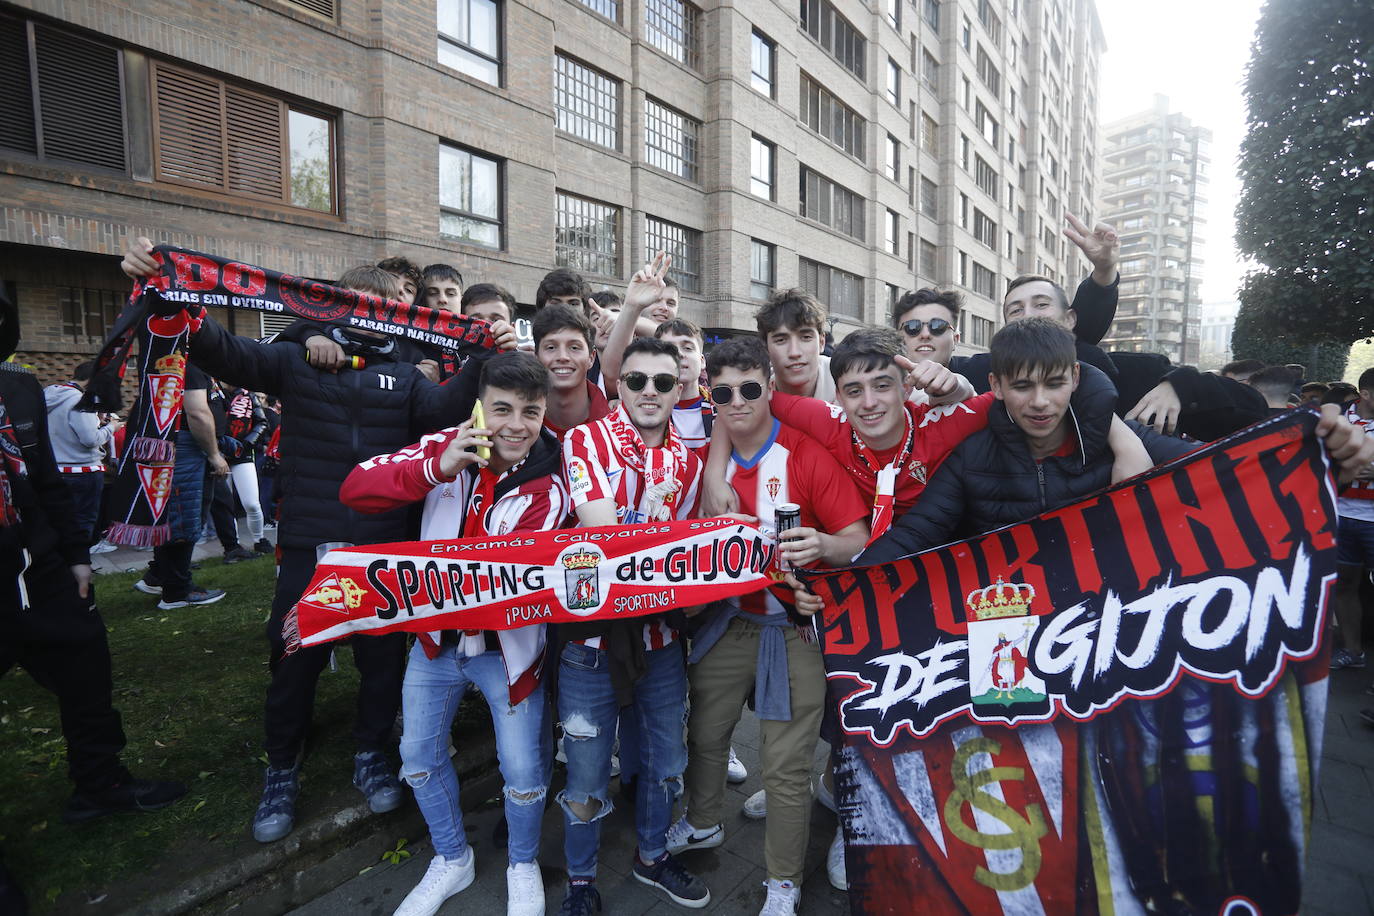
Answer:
[
  {"left": 706, "top": 336, "right": 771, "bottom": 381},
  {"left": 1323, "top": 382, "right": 1358, "bottom": 405},
  {"left": 336, "top": 265, "right": 399, "bottom": 299},
  {"left": 989, "top": 317, "right": 1077, "bottom": 380},
  {"left": 536, "top": 267, "right": 589, "bottom": 309},
  {"left": 1249, "top": 365, "right": 1299, "bottom": 402},
  {"left": 461, "top": 282, "right": 515, "bottom": 313},
  {"left": 830, "top": 327, "right": 904, "bottom": 382},
  {"left": 74, "top": 360, "right": 95, "bottom": 382},
  {"left": 622, "top": 336, "right": 679, "bottom": 368},
  {"left": 1300, "top": 382, "right": 1329, "bottom": 395},
  {"left": 1360, "top": 368, "right": 1374, "bottom": 393},
  {"left": 532, "top": 303, "right": 594, "bottom": 348},
  {"left": 663, "top": 275, "right": 679, "bottom": 291},
  {"left": 590, "top": 289, "right": 622, "bottom": 309},
  {"left": 755, "top": 288, "right": 827, "bottom": 337},
  {"left": 655, "top": 318, "right": 703, "bottom": 347},
  {"left": 377, "top": 256, "right": 422, "bottom": 290},
  {"left": 893, "top": 288, "right": 963, "bottom": 325},
  {"left": 479, "top": 350, "right": 549, "bottom": 401},
  {"left": 1221, "top": 358, "right": 1266, "bottom": 378},
  {"left": 422, "top": 263, "right": 465, "bottom": 289},
  {"left": 1004, "top": 275, "right": 1070, "bottom": 314}
]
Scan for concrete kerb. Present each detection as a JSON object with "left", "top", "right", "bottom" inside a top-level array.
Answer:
[{"left": 112, "top": 738, "right": 501, "bottom": 916}]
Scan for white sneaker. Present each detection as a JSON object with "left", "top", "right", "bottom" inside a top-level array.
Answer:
[
  {"left": 90, "top": 539, "right": 118, "bottom": 555},
  {"left": 816, "top": 779, "right": 837, "bottom": 813},
  {"left": 506, "top": 860, "right": 545, "bottom": 916},
  {"left": 395, "top": 849, "right": 475, "bottom": 916},
  {"left": 826, "top": 827, "right": 848, "bottom": 891},
  {"left": 759, "top": 878, "right": 800, "bottom": 915},
  {"left": 726, "top": 747, "right": 748, "bottom": 784},
  {"left": 742, "top": 788, "right": 767, "bottom": 820},
  {"left": 665, "top": 815, "right": 725, "bottom": 854}
]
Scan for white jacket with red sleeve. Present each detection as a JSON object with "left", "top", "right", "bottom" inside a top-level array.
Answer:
[{"left": 340, "top": 425, "right": 569, "bottom": 705}]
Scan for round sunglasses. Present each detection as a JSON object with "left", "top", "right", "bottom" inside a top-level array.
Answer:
[
  {"left": 709, "top": 381, "right": 765, "bottom": 405},
  {"left": 620, "top": 371, "right": 679, "bottom": 393},
  {"left": 899, "top": 317, "right": 952, "bottom": 337}
]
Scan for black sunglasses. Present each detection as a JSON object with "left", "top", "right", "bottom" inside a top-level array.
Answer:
[
  {"left": 621, "top": 372, "right": 679, "bottom": 394},
  {"left": 709, "top": 381, "right": 765, "bottom": 405},
  {"left": 900, "top": 317, "right": 952, "bottom": 337}
]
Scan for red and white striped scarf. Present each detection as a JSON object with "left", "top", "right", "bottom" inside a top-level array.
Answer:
[{"left": 606, "top": 406, "right": 691, "bottom": 521}]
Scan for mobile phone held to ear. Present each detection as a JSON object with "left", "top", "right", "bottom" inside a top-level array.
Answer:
[{"left": 471, "top": 400, "right": 491, "bottom": 460}]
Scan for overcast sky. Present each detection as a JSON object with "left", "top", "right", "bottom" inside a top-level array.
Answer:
[{"left": 1094, "top": 0, "right": 1264, "bottom": 307}]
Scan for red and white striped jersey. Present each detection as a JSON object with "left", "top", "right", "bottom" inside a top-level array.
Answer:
[
  {"left": 672, "top": 386, "right": 714, "bottom": 454},
  {"left": 1340, "top": 402, "right": 1374, "bottom": 521},
  {"left": 726, "top": 421, "right": 868, "bottom": 617},
  {"left": 564, "top": 407, "right": 703, "bottom": 649}
]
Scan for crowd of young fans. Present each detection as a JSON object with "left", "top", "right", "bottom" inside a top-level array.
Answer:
[{"left": 3, "top": 218, "right": 1374, "bottom": 916}]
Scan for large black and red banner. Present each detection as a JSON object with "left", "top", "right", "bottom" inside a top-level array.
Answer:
[{"left": 802, "top": 409, "right": 1336, "bottom": 915}]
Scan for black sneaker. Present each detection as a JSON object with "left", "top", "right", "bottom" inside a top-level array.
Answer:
[
  {"left": 158, "top": 586, "right": 227, "bottom": 610},
  {"left": 223, "top": 546, "right": 258, "bottom": 564},
  {"left": 557, "top": 881, "right": 602, "bottom": 916},
  {"left": 632, "top": 852, "right": 710, "bottom": 908},
  {"left": 63, "top": 777, "right": 187, "bottom": 823},
  {"left": 254, "top": 538, "right": 273, "bottom": 554}
]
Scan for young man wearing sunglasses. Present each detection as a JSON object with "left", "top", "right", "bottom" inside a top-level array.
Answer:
[
  {"left": 556, "top": 336, "right": 709, "bottom": 913},
  {"left": 666, "top": 337, "right": 868, "bottom": 915}
]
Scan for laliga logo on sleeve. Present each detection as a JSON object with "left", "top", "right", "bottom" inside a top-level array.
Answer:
[{"left": 558, "top": 544, "right": 606, "bottom": 616}]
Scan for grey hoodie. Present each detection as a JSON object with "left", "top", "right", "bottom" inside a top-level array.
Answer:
[{"left": 43, "top": 382, "right": 113, "bottom": 469}]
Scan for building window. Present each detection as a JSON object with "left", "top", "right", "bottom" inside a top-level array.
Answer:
[
  {"left": 0, "top": 17, "right": 126, "bottom": 172},
  {"left": 961, "top": 15, "right": 971, "bottom": 51},
  {"left": 960, "top": 133, "right": 970, "bottom": 170},
  {"left": 799, "top": 256, "right": 862, "bottom": 318},
  {"left": 800, "top": 73, "right": 865, "bottom": 161},
  {"left": 439, "top": 142, "right": 501, "bottom": 248},
  {"left": 555, "top": 54, "right": 619, "bottom": 150},
  {"left": 644, "top": 216, "right": 702, "bottom": 293},
  {"left": 437, "top": 0, "right": 500, "bottom": 86},
  {"left": 556, "top": 192, "right": 620, "bottom": 277},
  {"left": 973, "top": 208, "right": 996, "bottom": 249},
  {"left": 919, "top": 238, "right": 938, "bottom": 276},
  {"left": 750, "top": 29, "right": 775, "bottom": 97},
  {"left": 974, "top": 155, "right": 998, "bottom": 202},
  {"left": 645, "top": 0, "right": 700, "bottom": 70},
  {"left": 922, "top": 49, "right": 939, "bottom": 90},
  {"left": 883, "top": 0, "right": 900, "bottom": 29},
  {"left": 151, "top": 62, "right": 335, "bottom": 212},
  {"left": 967, "top": 314, "right": 993, "bottom": 348},
  {"left": 885, "top": 210, "right": 900, "bottom": 255},
  {"left": 800, "top": 166, "right": 865, "bottom": 241},
  {"left": 644, "top": 97, "right": 700, "bottom": 182},
  {"left": 750, "top": 135, "right": 775, "bottom": 199},
  {"left": 923, "top": 0, "right": 940, "bottom": 32},
  {"left": 884, "top": 134, "right": 900, "bottom": 182},
  {"left": 976, "top": 45, "right": 1002, "bottom": 97},
  {"left": 750, "top": 240, "right": 775, "bottom": 299},
  {"left": 921, "top": 112, "right": 939, "bottom": 155},
  {"left": 959, "top": 192, "right": 969, "bottom": 229},
  {"left": 972, "top": 261, "right": 996, "bottom": 298},
  {"left": 574, "top": 0, "right": 619, "bottom": 21},
  {"left": 885, "top": 58, "right": 901, "bottom": 106},
  {"left": 919, "top": 177, "right": 938, "bottom": 219},
  {"left": 975, "top": 100, "right": 999, "bottom": 146},
  {"left": 800, "top": 0, "right": 866, "bottom": 81},
  {"left": 907, "top": 231, "right": 916, "bottom": 270},
  {"left": 57, "top": 287, "right": 122, "bottom": 343}
]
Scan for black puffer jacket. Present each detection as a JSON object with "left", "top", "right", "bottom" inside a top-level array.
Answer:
[
  {"left": 188, "top": 316, "right": 482, "bottom": 550},
  {"left": 0, "top": 294, "right": 90, "bottom": 616},
  {"left": 857, "top": 362, "right": 1197, "bottom": 564}
]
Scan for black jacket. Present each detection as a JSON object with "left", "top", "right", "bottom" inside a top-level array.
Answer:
[
  {"left": 188, "top": 316, "right": 482, "bottom": 550},
  {"left": 857, "top": 362, "right": 1197, "bottom": 565},
  {"left": 0, "top": 294, "right": 91, "bottom": 615}
]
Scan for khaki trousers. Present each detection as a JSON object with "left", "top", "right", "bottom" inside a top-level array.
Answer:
[{"left": 683, "top": 615, "right": 826, "bottom": 883}]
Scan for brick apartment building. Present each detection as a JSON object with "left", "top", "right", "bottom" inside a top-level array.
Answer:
[{"left": 0, "top": 0, "right": 1104, "bottom": 385}]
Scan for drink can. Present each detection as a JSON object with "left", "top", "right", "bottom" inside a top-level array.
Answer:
[{"left": 775, "top": 503, "right": 801, "bottom": 570}]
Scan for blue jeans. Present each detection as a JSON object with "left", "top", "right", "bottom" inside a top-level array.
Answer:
[
  {"left": 557, "top": 642, "right": 688, "bottom": 879},
  {"left": 399, "top": 642, "right": 549, "bottom": 864}
]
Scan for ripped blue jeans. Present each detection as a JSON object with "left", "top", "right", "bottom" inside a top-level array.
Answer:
[
  {"left": 399, "top": 642, "right": 549, "bottom": 864},
  {"left": 557, "top": 641, "right": 687, "bottom": 879}
]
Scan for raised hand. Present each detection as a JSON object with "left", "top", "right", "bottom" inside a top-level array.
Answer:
[
  {"left": 488, "top": 318, "right": 518, "bottom": 351},
  {"left": 121, "top": 236, "right": 160, "bottom": 279},
  {"left": 437, "top": 417, "right": 492, "bottom": 477},
  {"left": 1063, "top": 213, "right": 1119, "bottom": 284},
  {"left": 894, "top": 354, "right": 960, "bottom": 398},
  {"left": 623, "top": 251, "right": 673, "bottom": 313}
]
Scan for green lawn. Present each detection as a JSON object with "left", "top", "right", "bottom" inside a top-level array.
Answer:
[{"left": 0, "top": 556, "right": 443, "bottom": 910}]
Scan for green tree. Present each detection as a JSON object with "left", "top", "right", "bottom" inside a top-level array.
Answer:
[
  {"left": 1232, "top": 272, "right": 1350, "bottom": 381},
  {"left": 1232, "top": 0, "right": 1374, "bottom": 358}
]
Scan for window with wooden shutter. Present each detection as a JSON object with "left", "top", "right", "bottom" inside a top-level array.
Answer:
[
  {"left": 282, "top": 0, "right": 337, "bottom": 21},
  {"left": 0, "top": 14, "right": 125, "bottom": 171},
  {"left": 151, "top": 61, "right": 335, "bottom": 213}
]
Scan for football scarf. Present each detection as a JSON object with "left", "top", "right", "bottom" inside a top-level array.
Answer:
[
  {"left": 80, "top": 246, "right": 497, "bottom": 545},
  {"left": 606, "top": 406, "right": 692, "bottom": 521},
  {"left": 0, "top": 396, "right": 29, "bottom": 527}
]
